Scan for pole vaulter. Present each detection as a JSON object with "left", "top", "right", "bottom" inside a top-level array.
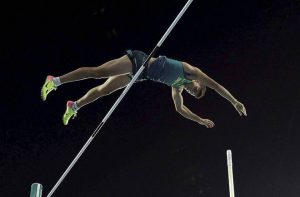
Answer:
[{"left": 36, "top": 0, "right": 196, "bottom": 196}]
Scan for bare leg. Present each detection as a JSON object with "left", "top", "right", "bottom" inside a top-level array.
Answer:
[
  {"left": 59, "top": 55, "right": 132, "bottom": 84},
  {"left": 76, "top": 75, "right": 131, "bottom": 109}
]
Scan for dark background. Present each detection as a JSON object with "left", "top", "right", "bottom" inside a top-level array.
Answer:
[{"left": 1, "top": 0, "right": 300, "bottom": 196}]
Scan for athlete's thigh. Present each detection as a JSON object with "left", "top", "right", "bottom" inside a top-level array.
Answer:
[
  {"left": 97, "top": 55, "right": 133, "bottom": 77},
  {"left": 101, "top": 74, "right": 131, "bottom": 93}
]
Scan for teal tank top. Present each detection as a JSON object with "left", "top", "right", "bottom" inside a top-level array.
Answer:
[{"left": 146, "top": 56, "right": 192, "bottom": 88}]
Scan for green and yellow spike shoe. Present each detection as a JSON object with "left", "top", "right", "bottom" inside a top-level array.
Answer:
[
  {"left": 63, "top": 101, "right": 77, "bottom": 125},
  {"left": 41, "top": 75, "right": 57, "bottom": 101}
]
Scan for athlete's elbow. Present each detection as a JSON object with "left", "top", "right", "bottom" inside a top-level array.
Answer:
[
  {"left": 175, "top": 106, "right": 184, "bottom": 114},
  {"left": 208, "top": 82, "right": 221, "bottom": 90}
]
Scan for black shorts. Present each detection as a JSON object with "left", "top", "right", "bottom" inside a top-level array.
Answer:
[{"left": 124, "top": 49, "right": 149, "bottom": 81}]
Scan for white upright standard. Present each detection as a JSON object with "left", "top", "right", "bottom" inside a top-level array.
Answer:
[
  {"left": 30, "top": 183, "right": 43, "bottom": 197},
  {"left": 226, "top": 150, "right": 235, "bottom": 197}
]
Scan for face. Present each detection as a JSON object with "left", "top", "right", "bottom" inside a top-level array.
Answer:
[{"left": 184, "top": 81, "right": 206, "bottom": 99}]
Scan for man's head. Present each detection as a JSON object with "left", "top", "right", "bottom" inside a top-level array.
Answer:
[{"left": 184, "top": 80, "right": 206, "bottom": 99}]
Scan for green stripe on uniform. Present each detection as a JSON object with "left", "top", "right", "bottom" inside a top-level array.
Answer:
[{"left": 172, "top": 76, "right": 192, "bottom": 88}]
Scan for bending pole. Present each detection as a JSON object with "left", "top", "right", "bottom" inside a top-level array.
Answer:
[{"left": 47, "top": 0, "right": 194, "bottom": 196}]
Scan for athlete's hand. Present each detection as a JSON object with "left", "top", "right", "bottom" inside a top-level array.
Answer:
[
  {"left": 234, "top": 101, "right": 247, "bottom": 116},
  {"left": 199, "top": 118, "right": 215, "bottom": 128}
]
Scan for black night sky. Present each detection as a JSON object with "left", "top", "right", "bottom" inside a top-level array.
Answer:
[{"left": 1, "top": 0, "right": 300, "bottom": 196}]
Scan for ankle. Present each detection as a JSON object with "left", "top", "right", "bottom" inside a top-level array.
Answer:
[
  {"left": 67, "top": 101, "right": 79, "bottom": 111},
  {"left": 52, "top": 77, "right": 61, "bottom": 87}
]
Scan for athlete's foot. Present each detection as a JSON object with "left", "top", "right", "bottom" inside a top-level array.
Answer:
[
  {"left": 63, "top": 101, "right": 77, "bottom": 125},
  {"left": 41, "top": 75, "right": 57, "bottom": 101}
]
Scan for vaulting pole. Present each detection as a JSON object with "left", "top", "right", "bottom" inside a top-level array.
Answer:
[{"left": 46, "top": 0, "right": 194, "bottom": 196}]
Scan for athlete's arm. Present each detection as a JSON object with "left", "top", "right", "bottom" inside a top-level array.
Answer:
[
  {"left": 171, "top": 87, "right": 214, "bottom": 128},
  {"left": 187, "top": 65, "right": 247, "bottom": 116}
]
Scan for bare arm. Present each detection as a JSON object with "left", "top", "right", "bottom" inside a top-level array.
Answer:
[
  {"left": 190, "top": 67, "right": 247, "bottom": 116},
  {"left": 172, "top": 87, "right": 214, "bottom": 128},
  {"left": 196, "top": 69, "right": 237, "bottom": 104}
]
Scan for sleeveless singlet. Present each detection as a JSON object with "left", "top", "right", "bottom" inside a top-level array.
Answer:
[{"left": 147, "top": 56, "right": 192, "bottom": 88}]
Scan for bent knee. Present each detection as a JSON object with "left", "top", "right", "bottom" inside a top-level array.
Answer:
[
  {"left": 76, "top": 67, "right": 104, "bottom": 78},
  {"left": 94, "top": 85, "right": 112, "bottom": 95},
  {"left": 92, "top": 65, "right": 115, "bottom": 78}
]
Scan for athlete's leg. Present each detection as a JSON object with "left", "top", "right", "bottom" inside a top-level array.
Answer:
[
  {"left": 62, "top": 75, "right": 131, "bottom": 125},
  {"left": 76, "top": 74, "right": 131, "bottom": 109},
  {"left": 41, "top": 55, "right": 132, "bottom": 101},
  {"left": 59, "top": 55, "right": 132, "bottom": 84}
]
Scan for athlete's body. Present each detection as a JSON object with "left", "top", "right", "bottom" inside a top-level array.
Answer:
[{"left": 41, "top": 50, "right": 247, "bottom": 127}]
